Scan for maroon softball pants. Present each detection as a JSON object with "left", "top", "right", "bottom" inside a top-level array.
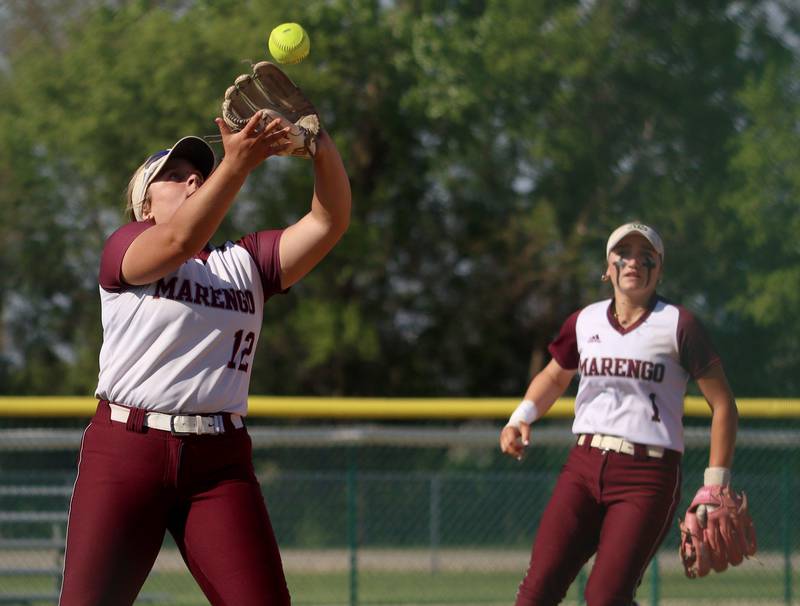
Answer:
[
  {"left": 515, "top": 438, "right": 682, "bottom": 606},
  {"left": 59, "top": 401, "right": 290, "bottom": 606}
]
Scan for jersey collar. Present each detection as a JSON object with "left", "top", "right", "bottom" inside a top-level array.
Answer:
[{"left": 607, "top": 294, "right": 660, "bottom": 335}]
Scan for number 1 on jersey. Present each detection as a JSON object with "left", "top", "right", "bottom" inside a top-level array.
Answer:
[
  {"left": 649, "top": 393, "right": 661, "bottom": 422},
  {"left": 227, "top": 329, "right": 255, "bottom": 372}
]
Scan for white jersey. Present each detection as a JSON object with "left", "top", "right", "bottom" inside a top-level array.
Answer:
[
  {"left": 94, "top": 220, "right": 286, "bottom": 415},
  {"left": 548, "top": 297, "right": 720, "bottom": 452}
]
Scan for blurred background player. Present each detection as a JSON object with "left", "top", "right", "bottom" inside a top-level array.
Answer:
[
  {"left": 59, "top": 111, "right": 351, "bottom": 605},
  {"left": 500, "top": 222, "right": 738, "bottom": 606}
]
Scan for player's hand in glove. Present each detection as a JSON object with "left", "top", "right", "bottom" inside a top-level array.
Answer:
[
  {"left": 222, "top": 61, "right": 320, "bottom": 158},
  {"left": 679, "top": 470, "right": 757, "bottom": 578},
  {"left": 214, "top": 112, "right": 292, "bottom": 174}
]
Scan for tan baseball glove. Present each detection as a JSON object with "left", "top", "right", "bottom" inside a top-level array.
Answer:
[
  {"left": 222, "top": 61, "right": 320, "bottom": 158},
  {"left": 679, "top": 484, "right": 757, "bottom": 578}
]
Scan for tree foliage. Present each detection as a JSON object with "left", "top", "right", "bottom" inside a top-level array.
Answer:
[{"left": 1, "top": 0, "right": 799, "bottom": 396}]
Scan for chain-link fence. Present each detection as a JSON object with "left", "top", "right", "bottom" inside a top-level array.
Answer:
[{"left": 0, "top": 418, "right": 796, "bottom": 605}]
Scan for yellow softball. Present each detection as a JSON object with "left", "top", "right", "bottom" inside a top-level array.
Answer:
[{"left": 268, "top": 23, "right": 310, "bottom": 64}]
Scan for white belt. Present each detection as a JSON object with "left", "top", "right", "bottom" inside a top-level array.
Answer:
[
  {"left": 109, "top": 403, "right": 243, "bottom": 435},
  {"left": 577, "top": 433, "right": 665, "bottom": 459}
]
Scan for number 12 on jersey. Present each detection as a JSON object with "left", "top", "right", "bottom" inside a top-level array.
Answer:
[{"left": 227, "top": 329, "right": 255, "bottom": 372}]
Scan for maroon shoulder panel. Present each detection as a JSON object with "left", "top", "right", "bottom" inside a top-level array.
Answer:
[
  {"left": 676, "top": 306, "right": 721, "bottom": 378},
  {"left": 548, "top": 310, "right": 581, "bottom": 370},
  {"left": 236, "top": 229, "right": 286, "bottom": 298},
  {"left": 98, "top": 220, "right": 155, "bottom": 292}
]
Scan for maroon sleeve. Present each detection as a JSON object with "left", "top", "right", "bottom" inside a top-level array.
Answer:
[
  {"left": 237, "top": 230, "right": 286, "bottom": 298},
  {"left": 547, "top": 310, "right": 581, "bottom": 370},
  {"left": 677, "top": 306, "right": 721, "bottom": 378},
  {"left": 98, "top": 220, "right": 155, "bottom": 292}
]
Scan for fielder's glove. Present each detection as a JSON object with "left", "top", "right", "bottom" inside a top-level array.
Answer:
[
  {"left": 679, "top": 484, "right": 757, "bottom": 578},
  {"left": 222, "top": 61, "right": 320, "bottom": 158}
]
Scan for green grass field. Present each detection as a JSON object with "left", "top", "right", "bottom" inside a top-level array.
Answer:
[{"left": 0, "top": 566, "right": 787, "bottom": 605}]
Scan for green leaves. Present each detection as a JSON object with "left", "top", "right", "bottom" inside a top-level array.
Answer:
[
  {"left": 1, "top": 0, "right": 799, "bottom": 395},
  {"left": 723, "top": 63, "right": 800, "bottom": 331}
]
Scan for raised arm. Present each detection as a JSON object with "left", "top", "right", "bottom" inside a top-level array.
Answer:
[
  {"left": 277, "top": 130, "right": 352, "bottom": 289},
  {"left": 500, "top": 358, "right": 577, "bottom": 459},
  {"left": 122, "top": 113, "right": 290, "bottom": 286}
]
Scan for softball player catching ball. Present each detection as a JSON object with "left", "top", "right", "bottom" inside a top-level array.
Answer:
[
  {"left": 500, "top": 222, "right": 739, "bottom": 606},
  {"left": 59, "top": 113, "right": 350, "bottom": 605}
]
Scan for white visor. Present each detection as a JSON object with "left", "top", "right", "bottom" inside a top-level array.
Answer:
[
  {"left": 606, "top": 222, "right": 664, "bottom": 260},
  {"left": 130, "top": 136, "right": 216, "bottom": 221}
]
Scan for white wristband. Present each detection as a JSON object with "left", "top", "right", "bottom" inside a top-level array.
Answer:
[
  {"left": 506, "top": 399, "right": 539, "bottom": 429},
  {"left": 704, "top": 467, "right": 731, "bottom": 486}
]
